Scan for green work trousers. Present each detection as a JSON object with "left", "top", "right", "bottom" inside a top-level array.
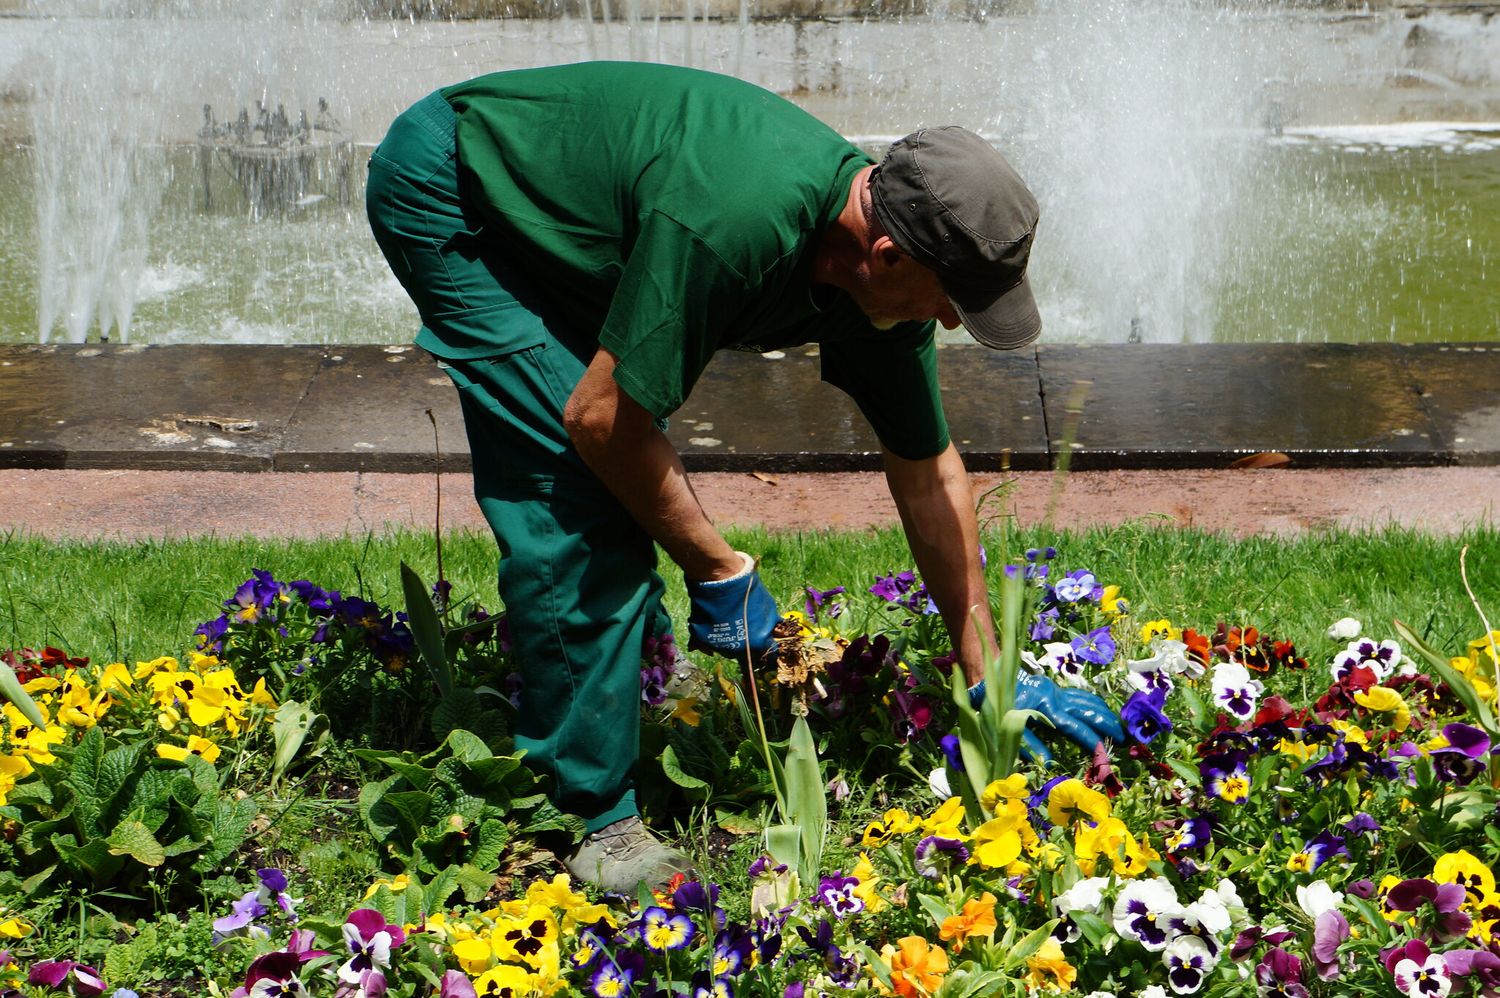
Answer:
[{"left": 367, "top": 90, "right": 668, "bottom": 833}]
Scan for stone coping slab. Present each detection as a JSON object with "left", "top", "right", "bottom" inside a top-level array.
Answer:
[{"left": 1, "top": 342, "right": 1496, "bottom": 472}]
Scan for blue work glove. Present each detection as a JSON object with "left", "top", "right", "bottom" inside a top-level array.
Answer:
[
  {"left": 685, "top": 552, "right": 780, "bottom": 661},
  {"left": 968, "top": 673, "right": 1125, "bottom": 765}
]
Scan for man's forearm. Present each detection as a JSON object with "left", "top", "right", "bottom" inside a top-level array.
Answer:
[
  {"left": 565, "top": 348, "right": 741, "bottom": 582},
  {"left": 884, "top": 442, "right": 998, "bottom": 685}
]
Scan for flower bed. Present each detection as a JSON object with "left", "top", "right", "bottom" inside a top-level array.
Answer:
[{"left": 1, "top": 546, "right": 1497, "bottom": 998}]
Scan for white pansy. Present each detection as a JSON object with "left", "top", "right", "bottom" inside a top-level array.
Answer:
[
  {"left": 1053, "top": 876, "right": 1111, "bottom": 916},
  {"left": 1140, "top": 986, "right": 1170, "bottom": 998},
  {"left": 928, "top": 767, "right": 952, "bottom": 799},
  {"left": 1295, "top": 880, "right": 1344, "bottom": 920},
  {"left": 1327, "top": 617, "right": 1362, "bottom": 640}
]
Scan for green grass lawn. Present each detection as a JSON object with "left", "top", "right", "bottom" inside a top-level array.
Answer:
[{"left": 4, "top": 523, "right": 1498, "bottom": 664}]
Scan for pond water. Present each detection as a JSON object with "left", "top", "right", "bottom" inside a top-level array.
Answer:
[{"left": 1, "top": 4, "right": 1497, "bottom": 346}]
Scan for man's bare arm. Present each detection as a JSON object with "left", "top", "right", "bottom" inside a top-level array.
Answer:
[
  {"left": 883, "top": 441, "right": 999, "bottom": 686},
  {"left": 564, "top": 346, "right": 742, "bottom": 582}
]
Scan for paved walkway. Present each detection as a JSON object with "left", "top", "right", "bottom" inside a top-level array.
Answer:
[
  {"left": 3, "top": 342, "right": 1500, "bottom": 540},
  {"left": 2, "top": 467, "right": 1496, "bottom": 540}
]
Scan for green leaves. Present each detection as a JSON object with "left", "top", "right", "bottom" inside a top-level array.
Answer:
[
  {"left": 0, "top": 658, "right": 47, "bottom": 728},
  {"left": 400, "top": 561, "right": 455, "bottom": 698},
  {"left": 8, "top": 725, "right": 256, "bottom": 893},
  {"left": 782, "top": 715, "right": 826, "bottom": 889},
  {"left": 106, "top": 819, "right": 167, "bottom": 868},
  {"left": 355, "top": 727, "right": 564, "bottom": 897}
]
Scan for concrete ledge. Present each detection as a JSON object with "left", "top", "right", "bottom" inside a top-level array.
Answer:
[{"left": 1, "top": 342, "right": 1498, "bottom": 473}]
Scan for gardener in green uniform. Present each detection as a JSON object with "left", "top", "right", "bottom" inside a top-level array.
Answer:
[{"left": 367, "top": 61, "right": 1123, "bottom": 893}]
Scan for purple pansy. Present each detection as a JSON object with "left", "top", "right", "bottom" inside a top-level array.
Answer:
[
  {"left": 338, "top": 909, "right": 404, "bottom": 988},
  {"left": 1430, "top": 723, "right": 1493, "bottom": 785},
  {"left": 1311, "top": 909, "right": 1350, "bottom": 980},
  {"left": 27, "top": 962, "right": 106, "bottom": 997},
  {"left": 1072, "top": 625, "right": 1117, "bottom": 666},
  {"left": 803, "top": 585, "right": 846, "bottom": 621},
  {"left": 817, "top": 873, "right": 864, "bottom": 919},
  {"left": 1256, "top": 948, "right": 1309, "bottom": 998},
  {"left": 913, "top": 836, "right": 970, "bottom": 879},
  {"left": 1121, "top": 687, "right": 1173, "bottom": 743}
]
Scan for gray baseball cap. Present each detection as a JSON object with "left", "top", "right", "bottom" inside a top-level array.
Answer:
[{"left": 870, "top": 126, "right": 1042, "bottom": 350}]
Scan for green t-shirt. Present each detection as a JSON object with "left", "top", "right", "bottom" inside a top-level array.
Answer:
[{"left": 438, "top": 61, "right": 949, "bottom": 460}]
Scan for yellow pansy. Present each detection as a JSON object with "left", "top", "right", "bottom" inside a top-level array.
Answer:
[
  {"left": 452, "top": 936, "right": 494, "bottom": 975},
  {"left": 0, "top": 906, "right": 32, "bottom": 940},
  {"left": 969, "top": 799, "right": 1035, "bottom": 869},
  {"left": 188, "top": 651, "right": 222, "bottom": 672},
  {"left": 57, "top": 674, "right": 110, "bottom": 729},
  {"left": 492, "top": 906, "right": 558, "bottom": 969},
  {"left": 364, "top": 873, "right": 412, "bottom": 899},
  {"left": 1327, "top": 719, "right": 1368, "bottom": 747},
  {"left": 1435, "top": 850, "right": 1496, "bottom": 910},
  {"left": 1046, "top": 778, "right": 1111, "bottom": 827},
  {"left": 1354, "top": 686, "right": 1411, "bottom": 732},
  {"left": 526, "top": 874, "right": 586, "bottom": 911},
  {"left": 922, "top": 797, "right": 967, "bottom": 840},
  {"left": 1075, "top": 816, "right": 1156, "bottom": 878},
  {"left": 882, "top": 808, "right": 922, "bottom": 835},
  {"left": 97, "top": 662, "right": 135, "bottom": 693},
  {"left": 1139, "top": 619, "right": 1181, "bottom": 644},
  {"left": 852, "top": 851, "right": 888, "bottom": 914},
  {"left": 1028, "top": 840, "right": 1065, "bottom": 871},
  {"left": 1025, "top": 937, "right": 1078, "bottom": 992},
  {"left": 0, "top": 755, "right": 35, "bottom": 807},
  {"left": 472, "top": 963, "right": 533, "bottom": 998},
  {"left": 667, "top": 696, "right": 701, "bottom": 726},
  {"left": 1276, "top": 737, "right": 1319, "bottom": 763},
  {"left": 155, "top": 735, "right": 221, "bottom": 764},
  {"left": 133, "top": 655, "right": 180, "bottom": 680},
  {"left": 980, "top": 774, "right": 1028, "bottom": 815},
  {"left": 1101, "top": 585, "right": 1129, "bottom": 619},
  {"left": 248, "top": 678, "right": 278, "bottom": 710}
]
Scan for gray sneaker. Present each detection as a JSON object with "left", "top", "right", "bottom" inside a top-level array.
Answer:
[{"left": 562, "top": 817, "right": 694, "bottom": 893}]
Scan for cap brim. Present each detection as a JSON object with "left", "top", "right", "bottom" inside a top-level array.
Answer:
[{"left": 945, "top": 272, "right": 1042, "bottom": 350}]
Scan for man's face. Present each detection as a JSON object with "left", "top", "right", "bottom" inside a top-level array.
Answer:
[{"left": 850, "top": 245, "right": 963, "bottom": 332}]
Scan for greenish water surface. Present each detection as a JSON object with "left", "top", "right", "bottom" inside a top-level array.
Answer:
[{"left": 0, "top": 139, "right": 1496, "bottom": 345}]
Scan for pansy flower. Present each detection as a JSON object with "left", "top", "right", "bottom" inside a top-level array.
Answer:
[
  {"left": 1386, "top": 939, "right": 1452, "bottom": 998},
  {"left": 1072, "top": 626, "right": 1117, "bottom": 667},
  {"left": 913, "top": 836, "right": 969, "bottom": 879},
  {"left": 884, "top": 936, "right": 949, "bottom": 998},
  {"left": 1433, "top": 851, "right": 1497, "bottom": 911},
  {"left": 1429, "top": 723, "right": 1492, "bottom": 785},
  {"left": 590, "top": 960, "right": 634, "bottom": 998},
  {"left": 338, "top": 909, "right": 404, "bottom": 987},
  {"left": 472, "top": 964, "right": 533, "bottom": 998},
  {"left": 1332, "top": 637, "right": 1401, "bottom": 682},
  {"left": 1053, "top": 569, "right": 1100, "bottom": 604},
  {"left": 1121, "top": 688, "right": 1172, "bottom": 743},
  {"left": 1164, "top": 935, "right": 1217, "bottom": 994},
  {"left": 939, "top": 892, "right": 999, "bottom": 951},
  {"left": 1255, "top": 948, "right": 1309, "bottom": 998},
  {"left": 1286, "top": 830, "right": 1346, "bottom": 873},
  {"left": 1113, "top": 878, "right": 1182, "bottom": 951},
  {"left": 816, "top": 874, "right": 864, "bottom": 919},
  {"left": 1041, "top": 642, "right": 1089, "bottom": 686},
  {"left": 1211, "top": 662, "right": 1263, "bottom": 721},
  {"left": 27, "top": 961, "right": 105, "bottom": 997},
  {"left": 803, "top": 585, "right": 846, "bottom": 621},
  {"left": 640, "top": 906, "right": 694, "bottom": 951}
]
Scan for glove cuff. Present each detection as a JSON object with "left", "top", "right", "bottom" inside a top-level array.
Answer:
[{"left": 689, "top": 551, "right": 755, "bottom": 588}]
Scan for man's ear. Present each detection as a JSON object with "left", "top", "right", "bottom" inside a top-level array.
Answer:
[{"left": 871, "top": 234, "right": 906, "bottom": 272}]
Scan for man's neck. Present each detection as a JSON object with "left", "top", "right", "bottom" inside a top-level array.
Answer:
[{"left": 810, "top": 165, "right": 875, "bottom": 294}]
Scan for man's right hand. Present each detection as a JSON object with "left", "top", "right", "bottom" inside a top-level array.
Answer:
[{"left": 685, "top": 552, "right": 781, "bottom": 660}]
